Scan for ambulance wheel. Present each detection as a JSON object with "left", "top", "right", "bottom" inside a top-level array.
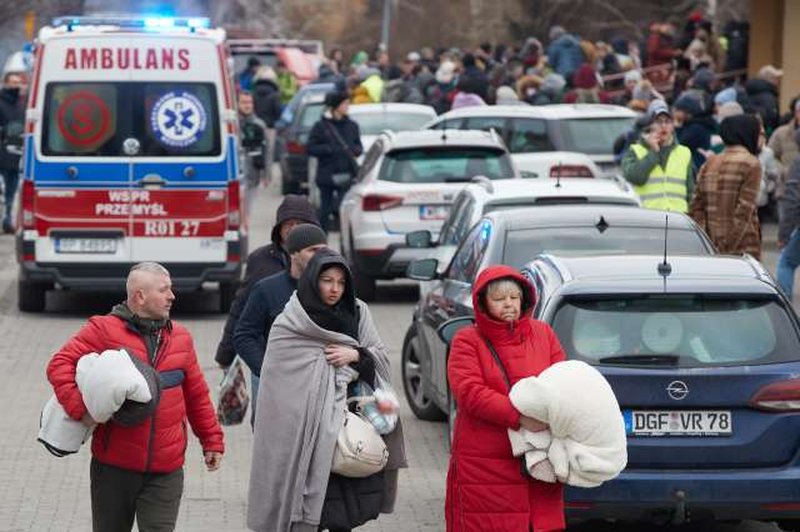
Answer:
[
  {"left": 219, "top": 282, "right": 237, "bottom": 313},
  {"left": 18, "top": 280, "right": 47, "bottom": 312}
]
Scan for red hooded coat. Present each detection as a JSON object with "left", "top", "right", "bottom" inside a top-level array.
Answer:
[{"left": 445, "top": 266, "right": 566, "bottom": 531}]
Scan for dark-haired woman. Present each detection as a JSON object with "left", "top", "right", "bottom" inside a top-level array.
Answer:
[
  {"left": 247, "top": 249, "right": 406, "bottom": 532},
  {"left": 690, "top": 114, "right": 763, "bottom": 259}
]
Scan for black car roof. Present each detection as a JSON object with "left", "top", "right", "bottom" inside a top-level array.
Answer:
[
  {"left": 484, "top": 205, "right": 698, "bottom": 230},
  {"left": 530, "top": 254, "right": 779, "bottom": 296}
]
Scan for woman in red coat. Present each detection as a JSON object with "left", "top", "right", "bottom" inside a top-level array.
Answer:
[{"left": 446, "top": 265, "right": 566, "bottom": 531}]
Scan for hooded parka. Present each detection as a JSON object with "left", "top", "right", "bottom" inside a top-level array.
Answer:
[{"left": 446, "top": 266, "right": 566, "bottom": 532}]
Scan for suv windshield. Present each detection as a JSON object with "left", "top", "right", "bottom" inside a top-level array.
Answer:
[
  {"left": 379, "top": 147, "right": 514, "bottom": 183},
  {"left": 352, "top": 111, "right": 432, "bottom": 135},
  {"left": 503, "top": 226, "right": 708, "bottom": 268},
  {"left": 552, "top": 296, "right": 800, "bottom": 367},
  {"left": 557, "top": 117, "right": 634, "bottom": 155},
  {"left": 43, "top": 82, "right": 220, "bottom": 157}
]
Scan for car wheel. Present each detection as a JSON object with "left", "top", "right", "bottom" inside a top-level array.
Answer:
[
  {"left": 402, "top": 326, "right": 446, "bottom": 421},
  {"left": 18, "top": 280, "right": 47, "bottom": 312},
  {"left": 219, "top": 282, "right": 237, "bottom": 313},
  {"left": 779, "top": 520, "right": 800, "bottom": 532}
]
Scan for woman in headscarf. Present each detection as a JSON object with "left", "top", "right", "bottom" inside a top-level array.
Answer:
[
  {"left": 690, "top": 114, "right": 763, "bottom": 258},
  {"left": 247, "top": 248, "right": 406, "bottom": 532},
  {"left": 446, "top": 265, "right": 567, "bottom": 531}
]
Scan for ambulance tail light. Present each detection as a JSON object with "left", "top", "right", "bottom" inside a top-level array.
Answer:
[
  {"left": 227, "top": 180, "right": 241, "bottom": 230},
  {"left": 20, "top": 179, "right": 34, "bottom": 229},
  {"left": 750, "top": 379, "right": 800, "bottom": 412}
]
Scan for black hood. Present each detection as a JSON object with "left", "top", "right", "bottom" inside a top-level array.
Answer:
[
  {"left": 746, "top": 78, "right": 778, "bottom": 96},
  {"left": 720, "top": 114, "right": 761, "bottom": 156},
  {"left": 0, "top": 87, "right": 19, "bottom": 105},
  {"left": 254, "top": 79, "right": 279, "bottom": 92},
  {"left": 686, "top": 114, "right": 718, "bottom": 131},
  {"left": 297, "top": 248, "right": 358, "bottom": 340},
  {"left": 271, "top": 195, "right": 320, "bottom": 246}
]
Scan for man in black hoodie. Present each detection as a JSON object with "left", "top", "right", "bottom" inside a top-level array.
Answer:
[
  {"left": 0, "top": 72, "right": 24, "bottom": 233},
  {"left": 215, "top": 195, "right": 319, "bottom": 369},
  {"left": 747, "top": 65, "right": 782, "bottom": 134}
]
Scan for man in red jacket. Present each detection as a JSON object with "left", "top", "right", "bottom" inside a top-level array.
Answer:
[{"left": 47, "top": 262, "right": 224, "bottom": 532}]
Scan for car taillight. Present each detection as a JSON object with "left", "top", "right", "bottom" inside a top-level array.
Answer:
[
  {"left": 20, "top": 179, "right": 34, "bottom": 229},
  {"left": 227, "top": 180, "right": 241, "bottom": 230},
  {"left": 287, "top": 141, "right": 305, "bottom": 155},
  {"left": 362, "top": 194, "right": 403, "bottom": 212},
  {"left": 550, "top": 165, "right": 594, "bottom": 178},
  {"left": 749, "top": 379, "right": 800, "bottom": 411}
]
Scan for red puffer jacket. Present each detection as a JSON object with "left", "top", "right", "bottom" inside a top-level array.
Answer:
[
  {"left": 47, "top": 314, "right": 224, "bottom": 473},
  {"left": 446, "top": 266, "right": 566, "bottom": 532}
]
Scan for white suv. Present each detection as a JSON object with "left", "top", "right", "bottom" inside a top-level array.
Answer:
[
  {"left": 339, "top": 129, "right": 518, "bottom": 300},
  {"left": 425, "top": 104, "right": 637, "bottom": 173}
]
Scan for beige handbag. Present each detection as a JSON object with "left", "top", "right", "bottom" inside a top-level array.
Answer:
[{"left": 331, "top": 398, "right": 389, "bottom": 478}]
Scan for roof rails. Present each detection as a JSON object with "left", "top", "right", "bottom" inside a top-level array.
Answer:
[
  {"left": 52, "top": 15, "right": 211, "bottom": 31},
  {"left": 535, "top": 254, "right": 573, "bottom": 284}
]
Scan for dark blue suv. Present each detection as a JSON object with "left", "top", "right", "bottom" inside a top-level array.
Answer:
[{"left": 521, "top": 253, "right": 800, "bottom": 529}]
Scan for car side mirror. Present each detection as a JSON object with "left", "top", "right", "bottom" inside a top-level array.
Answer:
[
  {"left": 406, "top": 230, "right": 434, "bottom": 248},
  {"left": 407, "top": 258, "right": 439, "bottom": 280},
  {"left": 437, "top": 316, "right": 475, "bottom": 345}
]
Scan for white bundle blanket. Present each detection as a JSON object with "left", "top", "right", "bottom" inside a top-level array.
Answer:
[
  {"left": 507, "top": 360, "right": 627, "bottom": 488},
  {"left": 38, "top": 395, "right": 94, "bottom": 455},
  {"left": 75, "top": 349, "right": 152, "bottom": 423}
]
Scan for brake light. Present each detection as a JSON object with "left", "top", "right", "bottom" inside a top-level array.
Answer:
[
  {"left": 362, "top": 194, "right": 403, "bottom": 212},
  {"left": 227, "top": 180, "right": 241, "bottom": 230},
  {"left": 20, "top": 179, "right": 34, "bottom": 229},
  {"left": 749, "top": 379, "right": 800, "bottom": 411},
  {"left": 550, "top": 165, "right": 594, "bottom": 178},
  {"left": 287, "top": 141, "right": 305, "bottom": 155}
]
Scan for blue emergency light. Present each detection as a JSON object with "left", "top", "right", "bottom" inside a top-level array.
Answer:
[{"left": 52, "top": 15, "right": 211, "bottom": 31}]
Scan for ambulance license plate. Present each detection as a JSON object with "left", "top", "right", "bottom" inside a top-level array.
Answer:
[
  {"left": 623, "top": 410, "right": 732, "bottom": 437},
  {"left": 56, "top": 238, "right": 118, "bottom": 254}
]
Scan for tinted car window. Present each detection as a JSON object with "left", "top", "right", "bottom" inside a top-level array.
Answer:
[
  {"left": 429, "top": 118, "right": 464, "bottom": 130},
  {"left": 552, "top": 296, "right": 800, "bottom": 367},
  {"left": 378, "top": 148, "right": 514, "bottom": 183},
  {"left": 448, "top": 220, "right": 492, "bottom": 283},
  {"left": 352, "top": 112, "right": 433, "bottom": 135},
  {"left": 298, "top": 102, "right": 325, "bottom": 130},
  {"left": 43, "top": 82, "right": 220, "bottom": 157},
  {"left": 465, "top": 116, "right": 508, "bottom": 133},
  {"left": 556, "top": 117, "right": 634, "bottom": 155},
  {"left": 502, "top": 226, "right": 708, "bottom": 268},
  {"left": 508, "top": 118, "right": 555, "bottom": 153}
]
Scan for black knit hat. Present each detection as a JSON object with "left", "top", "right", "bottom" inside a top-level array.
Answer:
[
  {"left": 324, "top": 91, "right": 349, "bottom": 109},
  {"left": 286, "top": 224, "right": 328, "bottom": 254},
  {"left": 271, "top": 195, "right": 320, "bottom": 245}
]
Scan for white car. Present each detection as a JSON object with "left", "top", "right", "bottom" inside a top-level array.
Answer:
[
  {"left": 404, "top": 176, "right": 641, "bottom": 276},
  {"left": 425, "top": 104, "right": 637, "bottom": 173},
  {"left": 513, "top": 151, "right": 602, "bottom": 179},
  {"left": 339, "top": 129, "right": 519, "bottom": 300},
  {"left": 348, "top": 103, "right": 437, "bottom": 158}
]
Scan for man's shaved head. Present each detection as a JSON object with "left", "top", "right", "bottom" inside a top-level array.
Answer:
[{"left": 126, "top": 262, "right": 174, "bottom": 319}]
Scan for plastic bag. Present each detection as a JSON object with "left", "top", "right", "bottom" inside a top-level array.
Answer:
[
  {"left": 352, "top": 375, "right": 399, "bottom": 435},
  {"left": 216, "top": 356, "right": 249, "bottom": 426}
]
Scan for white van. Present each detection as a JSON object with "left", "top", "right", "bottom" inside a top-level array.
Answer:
[{"left": 17, "top": 16, "right": 246, "bottom": 311}]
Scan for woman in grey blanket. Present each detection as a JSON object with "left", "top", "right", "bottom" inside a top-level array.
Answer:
[{"left": 247, "top": 248, "right": 407, "bottom": 532}]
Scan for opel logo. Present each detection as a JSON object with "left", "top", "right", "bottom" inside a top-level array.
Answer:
[{"left": 666, "top": 380, "right": 689, "bottom": 401}]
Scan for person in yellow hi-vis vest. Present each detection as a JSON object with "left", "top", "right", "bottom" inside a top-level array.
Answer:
[{"left": 622, "top": 99, "right": 695, "bottom": 212}]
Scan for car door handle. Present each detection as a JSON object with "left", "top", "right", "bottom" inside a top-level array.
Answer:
[{"left": 139, "top": 174, "right": 166, "bottom": 189}]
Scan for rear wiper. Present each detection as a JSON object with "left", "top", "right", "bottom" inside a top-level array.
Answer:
[
  {"left": 444, "top": 176, "right": 472, "bottom": 183},
  {"left": 597, "top": 354, "right": 681, "bottom": 366}
]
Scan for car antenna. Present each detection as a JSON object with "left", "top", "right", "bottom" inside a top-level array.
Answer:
[
  {"left": 555, "top": 161, "right": 562, "bottom": 188},
  {"left": 441, "top": 116, "right": 447, "bottom": 143},
  {"left": 658, "top": 213, "right": 672, "bottom": 277}
]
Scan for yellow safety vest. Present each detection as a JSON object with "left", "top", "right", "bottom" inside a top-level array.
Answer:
[{"left": 630, "top": 143, "right": 691, "bottom": 213}]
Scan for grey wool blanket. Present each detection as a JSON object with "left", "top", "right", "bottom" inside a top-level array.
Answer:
[{"left": 247, "top": 294, "right": 407, "bottom": 532}]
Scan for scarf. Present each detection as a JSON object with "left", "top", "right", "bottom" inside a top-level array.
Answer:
[{"left": 297, "top": 248, "right": 359, "bottom": 341}]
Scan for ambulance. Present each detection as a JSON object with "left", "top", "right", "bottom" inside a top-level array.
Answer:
[{"left": 17, "top": 16, "right": 246, "bottom": 312}]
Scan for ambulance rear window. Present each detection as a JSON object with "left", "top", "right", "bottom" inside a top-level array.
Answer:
[{"left": 42, "top": 82, "right": 221, "bottom": 157}]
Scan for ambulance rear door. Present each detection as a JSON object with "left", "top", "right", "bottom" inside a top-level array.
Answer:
[
  {"left": 127, "top": 35, "right": 234, "bottom": 267},
  {"left": 31, "top": 34, "right": 135, "bottom": 267}
]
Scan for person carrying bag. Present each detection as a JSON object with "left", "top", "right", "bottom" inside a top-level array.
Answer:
[{"left": 307, "top": 92, "right": 363, "bottom": 231}]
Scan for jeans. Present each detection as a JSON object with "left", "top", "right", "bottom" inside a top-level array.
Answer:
[
  {"left": 90, "top": 459, "right": 183, "bottom": 532},
  {"left": 2, "top": 168, "right": 18, "bottom": 224},
  {"left": 318, "top": 183, "right": 345, "bottom": 232},
  {"left": 777, "top": 228, "right": 800, "bottom": 300}
]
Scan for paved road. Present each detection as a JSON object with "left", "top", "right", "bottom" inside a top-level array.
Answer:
[{"left": 0, "top": 178, "right": 789, "bottom": 532}]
